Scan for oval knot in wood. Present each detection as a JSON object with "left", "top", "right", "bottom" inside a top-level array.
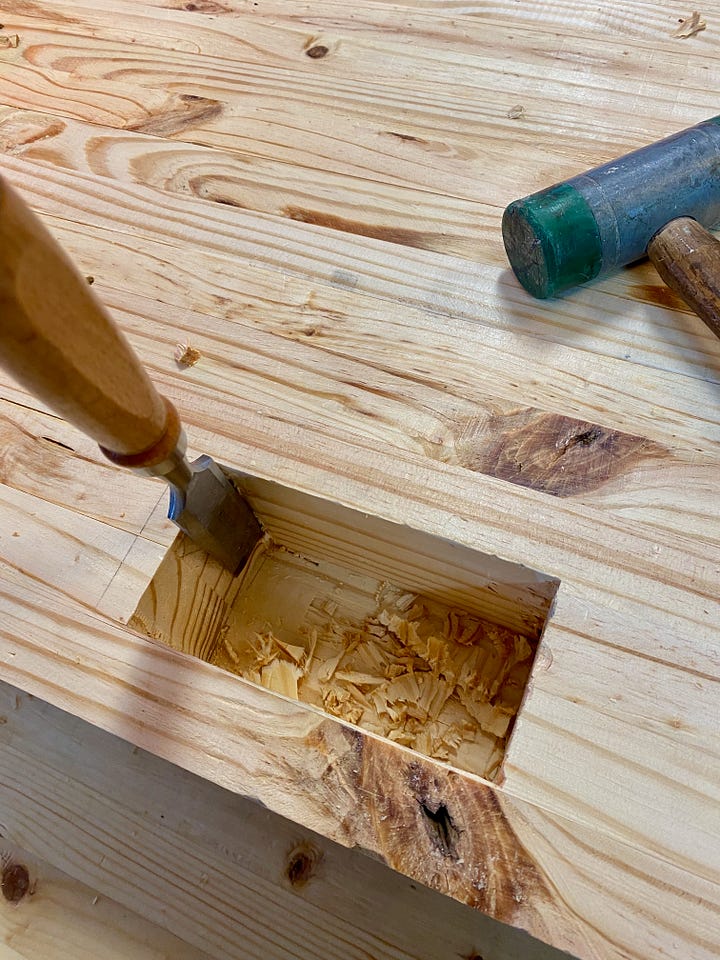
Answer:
[
  {"left": 286, "top": 841, "right": 322, "bottom": 888},
  {"left": 1, "top": 862, "right": 30, "bottom": 904}
]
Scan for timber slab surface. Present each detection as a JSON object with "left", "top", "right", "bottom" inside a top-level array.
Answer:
[{"left": 0, "top": 3, "right": 718, "bottom": 960}]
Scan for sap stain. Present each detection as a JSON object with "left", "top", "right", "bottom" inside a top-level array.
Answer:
[
  {"left": 0, "top": 116, "right": 65, "bottom": 154},
  {"left": 631, "top": 282, "right": 686, "bottom": 311},
  {"left": 282, "top": 206, "right": 438, "bottom": 250},
  {"left": 2, "top": 863, "right": 29, "bottom": 904},
  {"left": 286, "top": 841, "right": 322, "bottom": 888},
  {"left": 127, "top": 94, "right": 222, "bottom": 137},
  {"left": 183, "top": 0, "right": 232, "bottom": 11},
  {"left": 454, "top": 410, "right": 667, "bottom": 498}
]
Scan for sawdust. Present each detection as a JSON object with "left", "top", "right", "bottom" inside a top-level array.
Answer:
[{"left": 672, "top": 12, "right": 706, "bottom": 37}]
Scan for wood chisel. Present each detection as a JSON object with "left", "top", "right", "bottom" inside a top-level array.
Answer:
[{"left": 0, "top": 176, "right": 263, "bottom": 572}]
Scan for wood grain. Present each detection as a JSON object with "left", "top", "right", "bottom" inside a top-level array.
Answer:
[
  {"left": 4, "top": 141, "right": 720, "bottom": 388},
  {"left": 0, "top": 683, "right": 571, "bottom": 960},
  {"left": 0, "top": 2, "right": 719, "bottom": 959},
  {"left": 0, "top": 573, "right": 718, "bottom": 960},
  {"left": 0, "top": 843, "right": 210, "bottom": 959}
]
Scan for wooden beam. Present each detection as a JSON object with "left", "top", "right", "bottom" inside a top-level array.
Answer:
[{"left": 0, "top": 3, "right": 718, "bottom": 959}]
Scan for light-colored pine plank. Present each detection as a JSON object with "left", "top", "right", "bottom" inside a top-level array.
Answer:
[
  {"left": 2, "top": 2, "right": 720, "bottom": 223},
  {"left": 0, "top": 683, "right": 574, "bottom": 960},
  {"left": 3, "top": 150, "right": 720, "bottom": 391},
  {"left": 315, "top": 0, "right": 707, "bottom": 43},
  {"left": 0, "top": 106, "right": 482, "bottom": 260},
  {"left": 0, "top": 843, "right": 210, "bottom": 960}
]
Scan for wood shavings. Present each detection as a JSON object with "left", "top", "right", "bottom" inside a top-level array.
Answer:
[
  {"left": 0, "top": 35, "right": 19, "bottom": 49},
  {"left": 312, "top": 588, "right": 533, "bottom": 776},
  {"left": 175, "top": 342, "right": 202, "bottom": 367},
  {"left": 672, "top": 12, "right": 706, "bottom": 37},
  {"left": 221, "top": 633, "right": 241, "bottom": 665},
  {"left": 275, "top": 639, "right": 306, "bottom": 663},
  {"left": 261, "top": 660, "right": 303, "bottom": 699},
  {"left": 507, "top": 104, "right": 525, "bottom": 120},
  {"left": 248, "top": 632, "right": 280, "bottom": 668},
  {"left": 230, "top": 583, "right": 535, "bottom": 780},
  {"left": 305, "top": 627, "right": 318, "bottom": 672}
]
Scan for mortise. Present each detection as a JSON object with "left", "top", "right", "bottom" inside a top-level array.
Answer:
[{"left": 130, "top": 476, "right": 559, "bottom": 782}]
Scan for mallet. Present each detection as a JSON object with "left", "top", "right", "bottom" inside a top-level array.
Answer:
[{"left": 502, "top": 116, "right": 720, "bottom": 340}]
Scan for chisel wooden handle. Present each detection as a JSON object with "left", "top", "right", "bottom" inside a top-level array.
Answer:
[
  {"left": 0, "top": 177, "right": 180, "bottom": 465},
  {"left": 648, "top": 217, "right": 720, "bottom": 341}
]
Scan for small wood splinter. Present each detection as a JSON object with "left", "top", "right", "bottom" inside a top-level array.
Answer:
[{"left": 672, "top": 12, "right": 706, "bottom": 38}]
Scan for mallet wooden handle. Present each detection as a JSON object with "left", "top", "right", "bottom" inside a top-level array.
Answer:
[
  {"left": 648, "top": 217, "right": 720, "bottom": 342},
  {"left": 0, "top": 178, "right": 180, "bottom": 465}
]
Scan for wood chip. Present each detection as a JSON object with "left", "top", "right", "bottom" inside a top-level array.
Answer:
[
  {"left": 275, "top": 639, "right": 306, "bottom": 664},
  {"left": 672, "top": 12, "right": 706, "bottom": 37},
  {"left": 507, "top": 104, "right": 525, "bottom": 120},
  {"left": 175, "top": 342, "right": 202, "bottom": 367},
  {"left": 334, "top": 670, "right": 387, "bottom": 686},
  {"left": 304, "top": 627, "right": 318, "bottom": 673},
  {"left": 318, "top": 651, "right": 344, "bottom": 682},
  {"left": 260, "top": 660, "right": 303, "bottom": 699},
  {"left": 222, "top": 634, "right": 241, "bottom": 665}
]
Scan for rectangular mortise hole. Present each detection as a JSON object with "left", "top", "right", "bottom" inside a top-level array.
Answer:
[{"left": 130, "top": 475, "right": 559, "bottom": 782}]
